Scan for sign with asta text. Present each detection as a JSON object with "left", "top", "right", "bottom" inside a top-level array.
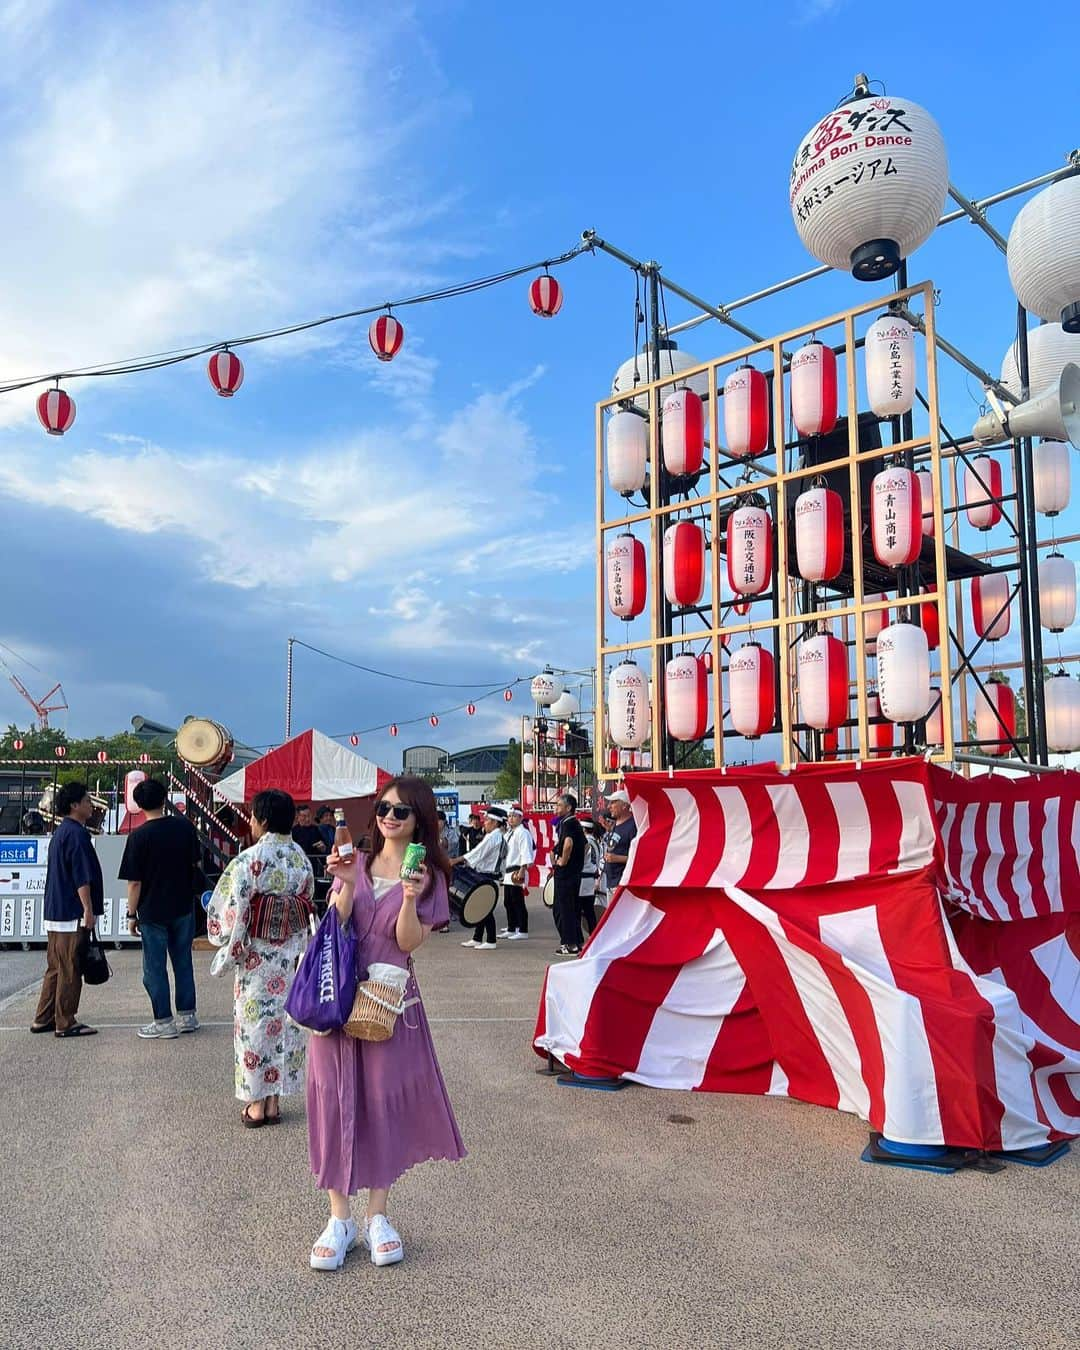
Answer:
[{"left": 0, "top": 838, "right": 43, "bottom": 865}]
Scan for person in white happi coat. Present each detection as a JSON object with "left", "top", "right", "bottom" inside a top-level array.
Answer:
[
  {"left": 498, "top": 804, "right": 536, "bottom": 940},
  {"left": 449, "top": 806, "right": 507, "bottom": 950}
]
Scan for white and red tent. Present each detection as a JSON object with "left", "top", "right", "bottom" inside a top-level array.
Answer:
[
  {"left": 534, "top": 758, "right": 1080, "bottom": 1151},
  {"left": 214, "top": 729, "right": 391, "bottom": 805}
]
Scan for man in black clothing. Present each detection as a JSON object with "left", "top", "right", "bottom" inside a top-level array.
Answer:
[
  {"left": 602, "top": 789, "right": 638, "bottom": 894},
  {"left": 292, "top": 805, "right": 326, "bottom": 860},
  {"left": 119, "top": 778, "right": 202, "bottom": 1040},
  {"left": 551, "top": 792, "right": 586, "bottom": 954}
]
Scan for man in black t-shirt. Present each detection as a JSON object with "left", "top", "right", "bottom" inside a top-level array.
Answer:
[
  {"left": 119, "top": 779, "right": 202, "bottom": 1040},
  {"left": 602, "top": 789, "right": 638, "bottom": 894},
  {"left": 292, "top": 805, "right": 326, "bottom": 859},
  {"left": 552, "top": 793, "right": 586, "bottom": 954}
]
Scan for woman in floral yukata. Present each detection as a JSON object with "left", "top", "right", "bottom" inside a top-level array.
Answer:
[{"left": 207, "top": 788, "right": 314, "bottom": 1127}]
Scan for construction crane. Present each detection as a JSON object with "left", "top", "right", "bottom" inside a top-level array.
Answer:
[{"left": 0, "top": 647, "right": 68, "bottom": 730}]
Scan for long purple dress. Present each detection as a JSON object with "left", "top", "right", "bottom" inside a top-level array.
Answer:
[{"left": 306, "top": 866, "right": 466, "bottom": 1193}]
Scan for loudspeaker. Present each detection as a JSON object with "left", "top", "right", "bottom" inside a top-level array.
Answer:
[{"left": 974, "top": 362, "right": 1080, "bottom": 448}]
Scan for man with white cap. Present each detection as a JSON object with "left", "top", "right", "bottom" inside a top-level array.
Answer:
[
  {"left": 451, "top": 806, "right": 507, "bottom": 950},
  {"left": 499, "top": 804, "right": 536, "bottom": 940},
  {"left": 602, "top": 790, "right": 637, "bottom": 895}
]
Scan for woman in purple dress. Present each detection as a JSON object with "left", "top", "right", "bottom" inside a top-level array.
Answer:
[{"left": 307, "top": 775, "right": 466, "bottom": 1271}]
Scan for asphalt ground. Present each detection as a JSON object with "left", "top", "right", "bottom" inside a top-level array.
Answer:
[{"left": 1, "top": 915, "right": 1077, "bottom": 1350}]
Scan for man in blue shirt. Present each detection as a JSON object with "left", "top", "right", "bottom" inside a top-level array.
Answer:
[{"left": 31, "top": 781, "right": 104, "bottom": 1038}]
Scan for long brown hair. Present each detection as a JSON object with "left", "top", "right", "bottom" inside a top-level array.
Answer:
[{"left": 367, "top": 775, "right": 452, "bottom": 884}]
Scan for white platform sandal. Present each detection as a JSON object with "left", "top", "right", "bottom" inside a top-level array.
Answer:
[
  {"left": 310, "top": 1216, "right": 359, "bottom": 1271},
  {"left": 364, "top": 1213, "right": 404, "bottom": 1266}
]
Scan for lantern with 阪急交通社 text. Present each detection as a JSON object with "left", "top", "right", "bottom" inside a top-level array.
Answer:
[{"left": 726, "top": 504, "right": 772, "bottom": 597}]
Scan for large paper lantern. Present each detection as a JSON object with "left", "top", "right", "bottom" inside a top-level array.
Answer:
[
  {"left": 876, "top": 622, "right": 931, "bottom": 722},
  {"left": 1000, "top": 323, "right": 1080, "bottom": 400},
  {"left": 608, "top": 661, "right": 650, "bottom": 749},
  {"left": 389, "top": 724, "right": 398, "bottom": 737},
  {"left": 606, "top": 411, "right": 648, "bottom": 494},
  {"left": 864, "top": 594, "right": 888, "bottom": 654},
  {"left": 1039, "top": 553, "right": 1077, "bottom": 632},
  {"left": 522, "top": 750, "right": 535, "bottom": 774},
  {"left": 865, "top": 315, "right": 915, "bottom": 417},
  {"left": 794, "top": 486, "right": 844, "bottom": 582},
  {"left": 726, "top": 505, "right": 773, "bottom": 596},
  {"left": 549, "top": 691, "right": 580, "bottom": 720},
  {"left": 664, "top": 521, "right": 706, "bottom": 607},
  {"left": 1045, "top": 672, "right": 1080, "bottom": 752},
  {"left": 1033, "top": 440, "right": 1071, "bottom": 516},
  {"left": 790, "top": 340, "right": 838, "bottom": 437},
  {"left": 1006, "top": 176, "right": 1080, "bottom": 332},
  {"left": 867, "top": 694, "right": 893, "bottom": 757},
  {"left": 964, "top": 455, "right": 1003, "bottom": 530},
  {"left": 917, "top": 592, "right": 940, "bottom": 650},
  {"left": 368, "top": 314, "right": 404, "bottom": 362},
  {"left": 729, "top": 643, "right": 775, "bottom": 739},
  {"left": 925, "top": 690, "right": 944, "bottom": 747},
  {"left": 207, "top": 350, "right": 243, "bottom": 397},
  {"left": 723, "top": 366, "right": 769, "bottom": 457},
  {"left": 528, "top": 273, "right": 563, "bottom": 318},
  {"left": 972, "top": 573, "right": 1011, "bottom": 641},
  {"left": 36, "top": 386, "right": 76, "bottom": 435},
  {"left": 665, "top": 655, "right": 708, "bottom": 742},
  {"left": 915, "top": 468, "right": 935, "bottom": 536},
  {"left": 975, "top": 680, "right": 1016, "bottom": 756},
  {"left": 606, "top": 534, "right": 647, "bottom": 619},
  {"left": 789, "top": 92, "right": 948, "bottom": 281},
  {"left": 612, "top": 341, "right": 709, "bottom": 411},
  {"left": 871, "top": 466, "right": 922, "bottom": 567},
  {"left": 798, "top": 633, "right": 848, "bottom": 730},
  {"left": 662, "top": 388, "right": 705, "bottom": 477},
  {"left": 530, "top": 671, "right": 564, "bottom": 706},
  {"left": 523, "top": 784, "right": 536, "bottom": 809}
]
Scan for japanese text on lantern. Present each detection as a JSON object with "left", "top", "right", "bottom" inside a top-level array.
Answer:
[
  {"left": 740, "top": 525, "right": 756, "bottom": 590},
  {"left": 884, "top": 491, "right": 897, "bottom": 553}
]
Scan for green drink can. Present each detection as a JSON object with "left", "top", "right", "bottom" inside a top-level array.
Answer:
[{"left": 400, "top": 842, "right": 427, "bottom": 881}]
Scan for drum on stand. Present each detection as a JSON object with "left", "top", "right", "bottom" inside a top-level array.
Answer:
[
  {"left": 449, "top": 865, "right": 500, "bottom": 927},
  {"left": 542, "top": 873, "right": 555, "bottom": 909},
  {"left": 176, "top": 718, "right": 235, "bottom": 773}
]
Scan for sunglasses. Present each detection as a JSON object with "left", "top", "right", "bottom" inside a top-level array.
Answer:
[{"left": 376, "top": 801, "right": 415, "bottom": 821}]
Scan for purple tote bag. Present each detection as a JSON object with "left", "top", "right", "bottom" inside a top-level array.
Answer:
[{"left": 285, "top": 907, "right": 359, "bottom": 1033}]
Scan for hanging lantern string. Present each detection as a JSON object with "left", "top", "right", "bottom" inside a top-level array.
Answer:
[{"left": 0, "top": 240, "right": 592, "bottom": 395}]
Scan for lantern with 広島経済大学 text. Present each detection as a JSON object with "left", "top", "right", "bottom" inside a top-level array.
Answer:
[{"left": 608, "top": 661, "right": 650, "bottom": 749}]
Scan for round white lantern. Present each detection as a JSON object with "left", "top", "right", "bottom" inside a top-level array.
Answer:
[
  {"left": 1006, "top": 176, "right": 1080, "bottom": 332},
  {"left": 522, "top": 751, "right": 535, "bottom": 774},
  {"left": 794, "top": 485, "right": 844, "bottom": 582},
  {"left": 662, "top": 388, "right": 705, "bottom": 477},
  {"left": 606, "top": 411, "right": 648, "bottom": 494},
  {"left": 608, "top": 661, "right": 650, "bottom": 749},
  {"left": 1033, "top": 440, "right": 1071, "bottom": 516},
  {"left": 915, "top": 467, "right": 935, "bottom": 536},
  {"left": 798, "top": 632, "right": 849, "bottom": 730},
  {"left": 789, "top": 93, "right": 948, "bottom": 280},
  {"left": 726, "top": 504, "right": 773, "bottom": 596},
  {"left": 865, "top": 315, "right": 916, "bottom": 417},
  {"left": 549, "top": 691, "right": 580, "bottom": 720},
  {"left": 1045, "top": 672, "right": 1080, "bottom": 752},
  {"left": 530, "top": 671, "right": 564, "bottom": 706},
  {"left": 972, "top": 573, "right": 1011, "bottom": 641},
  {"left": 612, "top": 341, "right": 709, "bottom": 412},
  {"left": 1000, "top": 323, "right": 1080, "bottom": 400},
  {"left": 729, "top": 643, "right": 776, "bottom": 739},
  {"left": 665, "top": 655, "right": 708, "bottom": 742},
  {"left": 876, "top": 622, "right": 931, "bottom": 723},
  {"left": 1039, "top": 553, "right": 1077, "bottom": 632},
  {"left": 606, "top": 533, "right": 647, "bottom": 620},
  {"left": 964, "top": 455, "right": 1003, "bottom": 530},
  {"left": 663, "top": 520, "right": 706, "bottom": 607},
  {"left": 975, "top": 680, "right": 1016, "bottom": 757},
  {"left": 723, "top": 366, "right": 770, "bottom": 458},
  {"left": 790, "top": 340, "right": 839, "bottom": 438},
  {"left": 871, "top": 465, "right": 922, "bottom": 567}
]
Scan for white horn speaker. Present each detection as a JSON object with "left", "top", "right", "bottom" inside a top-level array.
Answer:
[{"left": 974, "top": 362, "right": 1080, "bottom": 448}]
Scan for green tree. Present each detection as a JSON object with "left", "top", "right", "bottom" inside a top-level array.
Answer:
[
  {"left": 491, "top": 740, "right": 521, "bottom": 801},
  {"left": 1, "top": 725, "right": 179, "bottom": 784}
]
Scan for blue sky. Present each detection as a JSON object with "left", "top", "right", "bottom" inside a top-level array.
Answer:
[{"left": 0, "top": 0, "right": 1075, "bottom": 768}]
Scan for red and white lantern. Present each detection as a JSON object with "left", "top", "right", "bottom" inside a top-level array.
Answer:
[
  {"left": 871, "top": 466, "right": 922, "bottom": 567},
  {"left": 606, "top": 411, "right": 648, "bottom": 494},
  {"left": 964, "top": 456, "right": 1003, "bottom": 530},
  {"left": 503, "top": 689, "right": 513, "bottom": 702},
  {"left": 139, "top": 753, "right": 152, "bottom": 764},
  {"left": 975, "top": 680, "right": 1017, "bottom": 756},
  {"left": 917, "top": 592, "right": 940, "bottom": 650},
  {"left": 726, "top": 505, "right": 772, "bottom": 596},
  {"left": 790, "top": 340, "right": 838, "bottom": 438},
  {"left": 663, "top": 521, "right": 706, "bottom": 607},
  {"left": 665, "top": 655, "right": 708, "bottom": 742},
  {"left": 864, "top": 594, "right": 888, "bottom": 654},
  {"left": 876, "top": 622, "right": 931, "bottom": 723},
  {"left": 723, "top": 366, "right": 769, "bottom": 457},
  {"left": 732, "top": 598, "right": 752, "bottom": 617},
  {"left": 528, "top": 273, "right": 563, "bottom": 318},
  {"left": 925, "top": 691, "right": 944, "bottom": 747},
  {"left": 349, "top": 733, "right": 359, "bottom": 746},
  {"left": 54, "top": 744, "right": 67, "bottom": 758},
  {"left": 207, "top": 350, "right": 244, "bottom": 397},
  {"left": 97, "top": 750, "right": 108, "bottom": 763},
  {"left": 607, "top": 533, "right": 647, "bottom": 619},
  {"left": 36, "top": 387, "right": 76, "bottom": 435},
  {"left": 608, "top": 661, "right": 650, "bottom": 749},
  {"left": 466, "top": 703, "right": 476, "bottom": 717},
  {"left": 1033, "top": 441, "right": 1071, "bottom": 517},
  {"left": 972, "top": 573, "right": 1011, "bottom": 641},
  {"left": 867, "top": 694, "right": 893, "bottom": 757},
  {"left": 389, "top": 724, "right": 398, "bottom": 737},
  {"left": 429, "top": 715, "right": 439, "bottom": 728},
  {"left": 822, "top": 728, "right": 840, "bottom": 761},
  {"left": 125, "top": 771, "right": 147, "bottom": 814},
  {"left": 798, "top": 633, "right": 848, "bottom": 730},
  {"left": 729, "top": 643, "right": 775, "bottom": 739},
  {"left": 566, "top": 760, "right": 577, "bottom": 779},
  {"left": 523, "top": 784, "right": 536, "bottom": 810},
  {"left": 1039, "top": 553, "right": 1077, "bottom": 632},
  {"left": 12, "top": 739, "right": 24, "bottom": 751},
  {"left": 1045, "top": 672, "right": 1080, "bottom": 752},
  {"left": 865, "top": 315, "right": 916, "bottom": 417},
  {"left": 915, "top": 468, "right": 935, "bottom": 537},
  {"left": 794, "top": 486, "right": 844, "bottom": 582},
  {"left": 702, "top": 650, "right": 714, "bottom": 674},
  {"left": 662, "top": 388, "right": 705, "bottom": 476},
  {"left": 368, "top": 314, "right": 404, "bottom": 362}
]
